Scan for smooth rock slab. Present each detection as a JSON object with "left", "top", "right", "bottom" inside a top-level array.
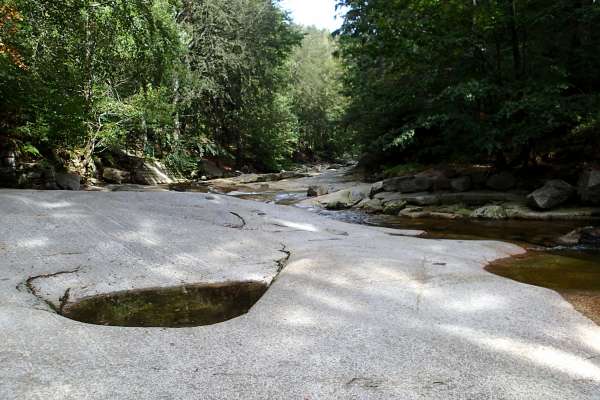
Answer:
[{"left": 0, "top": 190, "right": 599, "bottom": 400}]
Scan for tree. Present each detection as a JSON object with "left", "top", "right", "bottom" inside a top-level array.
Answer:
[{"left": 336, "top": 0, "right": 600, "bottom": 169}]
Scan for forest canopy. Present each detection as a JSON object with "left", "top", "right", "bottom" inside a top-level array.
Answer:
[
  {"left": 1, "top": 0, "right": 599, "bottom": 180},
  {"left": 336, "top": 0, "right": 600, "bottom": 169},
  {"left": 0, "top": 0, "right": 347, "bottom": 177}
]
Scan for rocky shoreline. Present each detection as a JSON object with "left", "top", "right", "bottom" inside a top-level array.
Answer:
[{"left": 300, "top": 166, "right": 600, "bottom": 222}]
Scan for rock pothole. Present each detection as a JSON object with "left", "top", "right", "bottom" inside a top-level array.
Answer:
[{"left": 59, "top": 281, "right": 268, "bottom": 328}]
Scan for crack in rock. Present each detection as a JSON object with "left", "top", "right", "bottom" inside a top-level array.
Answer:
[
  {"left": 225, "top": 212, "right": 246, "bottom": 229},
  {"left": 25, "top": 267, "right": 81, "bottom": 312}
]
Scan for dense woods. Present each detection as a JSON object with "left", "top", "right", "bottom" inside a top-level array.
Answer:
[
  {"left": 1, "top": 0, "right": 600, "bottom": 182},
  {"left": 337, "top": 0, "right": 600, "bottom": 170},
  {"left": 0, "top": 0, "right": 346, "bottom": 180}
]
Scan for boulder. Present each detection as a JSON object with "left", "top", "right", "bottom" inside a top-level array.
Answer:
[
  {"left": 471, "top": 205, "right": 508, "bottom": 220},
  {"left": 486, "top": 172, "right": 516, "bottom": 191},
  {"left": 316, "top": 185, "right": 370, "bottom": 210},
  {"left": 382, "top": 176, "right": 433, "bottom": 193},
  {"left": 558, "top": 226, "right": 600, "bottom": 246},
  {"left": 450, "top": 176, "right": 472, "bottom": 192},
  {"left": 578, "top": 168, "right": 600, "bottom": 204},
  {"left": 307, "top": 185, "right": 329, "bottom": 198},
  {"left": 103, "top": 168, "right": 131, "bottom": 184},
  {"left": 55, "top": 172, "right": 81, "bottom": 191},
  {"left": 133, "top": 160, "right": 173, "bottom": 185},
  {"left": 527, "top": 180, "right": 574, "bottom": 210}
]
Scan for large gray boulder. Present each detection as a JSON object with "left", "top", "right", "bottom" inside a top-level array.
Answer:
[
  {"left": 315, "top": 185, "right": 371, "bottom": 210},
  {"left": 527, "top": 180, "right": 574, "bottom": 210},
  {"left": 55, "top": 172, "right": 81, "bottom": 191},
  {"left": 578, "top": 168, "right": 600, "bottom": 204},
  {"left": 103, "top": 167, "right": 131, "bottom": 184},
  {"left": 486, "top": 171, "right": 516, "bottom": 191}
]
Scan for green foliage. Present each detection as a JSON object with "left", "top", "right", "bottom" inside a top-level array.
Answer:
[
  {"left": 288, "top": 26, "right": 350, "bottom": 159},
  {"left": 3, "top": 0, "right": 351, "bottom": 176},
  {"left": 337, "top": 0, "right": 600, "bottom": 167}
]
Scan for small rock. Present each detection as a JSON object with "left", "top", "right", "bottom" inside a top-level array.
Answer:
[
  {"left": 55, "top": 172, "right": 81, "bottom": 191},
  {"left": 307, "top": 185, "right": 329, "bottom": 198},
  {"left": 383, "top": 200, "right": 407, "bottom": 215},
  {"left": 486, "top": 172, "right": 516, "bottom": 191},
  {"left": 450, "top": 176, "right": 472, "bottom": 192},
  {"left": 527, "top": 180, "right": 574, "bottom": 210},
  {"left": 471, "top": 205, "right": 508, "bottom": 219}
]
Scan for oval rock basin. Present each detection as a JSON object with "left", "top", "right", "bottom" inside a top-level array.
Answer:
[{"left": 60, "top": 281, "right": 268, "bottom": 328}]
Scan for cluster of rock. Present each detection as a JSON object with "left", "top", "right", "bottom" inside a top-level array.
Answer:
[
  {"left": 0, "top": 160, "right": 82, "bottom": 191},
  {"left": 305, "top": 166, "right": 600, "bottom": 220},
  {"left": 0, "top": 150, "right": 174, "bottom": 191}
]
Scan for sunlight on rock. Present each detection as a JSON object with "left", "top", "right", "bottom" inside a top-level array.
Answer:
[
  {"left": 282, "top": 307, "right": 316, "bottom": 327},
  {"left": 442, "top": 325, "right": 600, "bottom": 382},
  {"left": 18, "top": 237, "right": 49, "bottom": 249},
  {"left": 271, "top": 219, "right": 319, "bottom": 232},
  {"left": 440, "top": 294, "right": 508, "bottom": 313},
  {"left": 37, "top": 201, "right": 73, "bottom": 209},
  {"left": 577, "top": 325, "right": 600, "bottom": 354}
]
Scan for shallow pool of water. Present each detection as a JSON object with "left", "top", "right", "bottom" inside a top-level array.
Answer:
[{"left": 61, "top": 281, "right": 268, "bottom": 328}]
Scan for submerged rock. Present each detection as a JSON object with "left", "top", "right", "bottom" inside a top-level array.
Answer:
[
  {"left": 559, "top": 226, "right": 600, "bottom": 247},
  {"left": 527, "top": 180, "right": 575, "bottom": 210}
]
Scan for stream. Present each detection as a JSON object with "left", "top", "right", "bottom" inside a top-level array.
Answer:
[{"left": 170, "top": 176, "right": 600, "bottom": 325}]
